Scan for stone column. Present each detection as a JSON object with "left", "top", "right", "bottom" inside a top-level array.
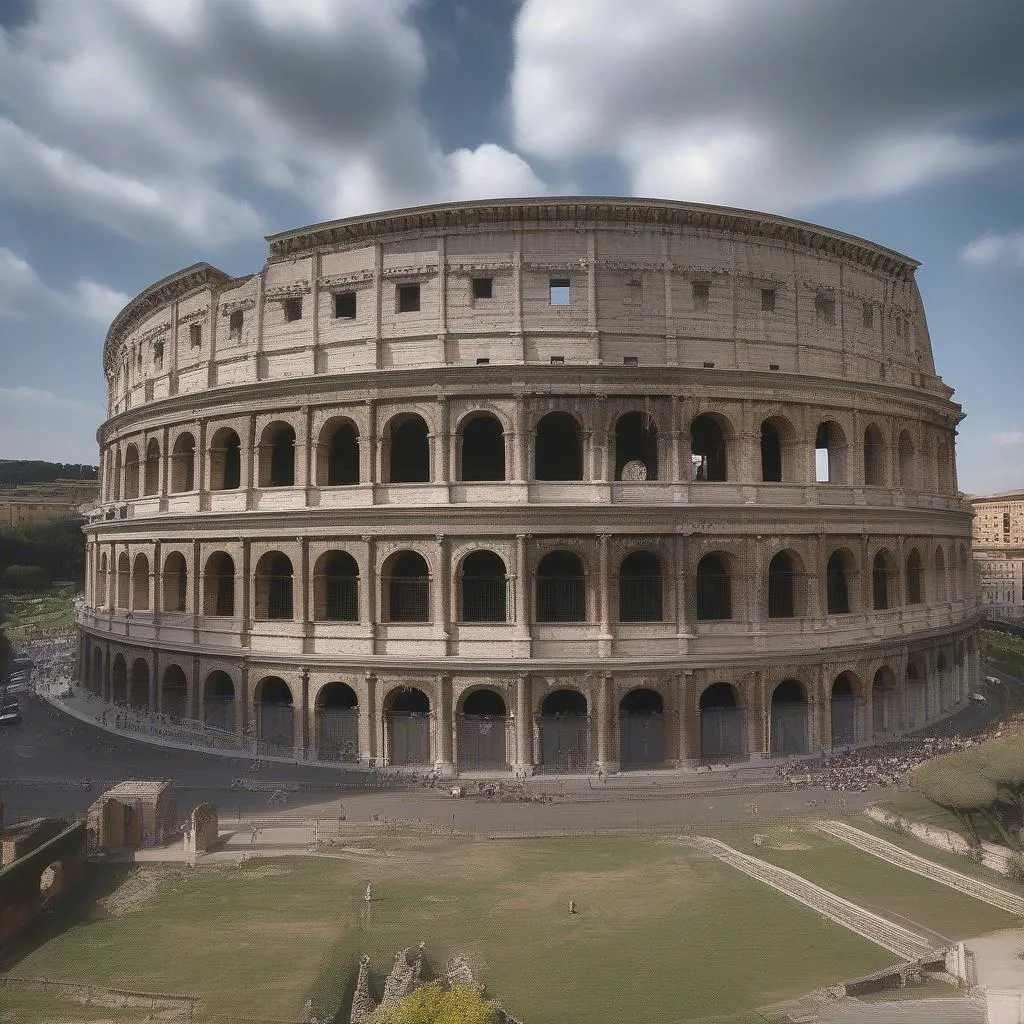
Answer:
[
  {"left": 434, "top": 673, "right": 455, "bottom": 776},
  {"left": 243, "top": 413, "right": 257, "bottom": 502},
  {"left": 362, "top": 535, "right": 377, "bottom": 655},
  {"left": 239, "top": 540, "right": 251, "bottom": 642},
  {"left": 598, "top": 534, "right": 612, "bottom": 654},
  {"left": 513, "top": 534, "right": 531, "bottom": 649},
  {"left": 296, "top": 669, "right": 309, "bottom": 758},
  {"left": 238, "top": 662, "right": 249, "bottom": 742},
  {"left": 513, "top": 673, "right": 533, "bottom": 774},
  {"left": 150, "top": 648, "right": 159, "bottom": 711},
  {"left": 596, "top": 672, "right": 617, "bottom": 772},
  {"left": 359, "top": 672, "right": 378, "bottom": 766},
  {"left": 434, "top": 534, "right": 450, "bottom": 646},
  {"left": 433, "top": 397, "right": 449, "bottom": 484}
]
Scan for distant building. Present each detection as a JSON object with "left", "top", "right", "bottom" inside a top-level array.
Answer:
[
  {"left": 970, "top": 491, "right": 1024, "bottom": 622},
  {"left": 0, "top": 480, "right": 100, "bottom": 528},
  {"left": 971, "top": 490, "right": 1024, "bottom": 549}
]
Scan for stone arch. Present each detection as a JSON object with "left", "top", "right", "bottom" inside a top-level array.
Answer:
[
  {"left": 826, "top": 548, "right": 857, "bottom": 615},
  {"left": 690, "top": 412, "right": 731, "bottom": 481},
  {"left": 203, "top": 551, "right": 235, "bottom": 616},
  {"left": 124, "top": 443, "right": 140, "bottom": 499},
  {"left": 618, "top": 687, "right": 665, "bottom": 768},
  {"left": 254, "top": 676, "right": 294, "bottom": 754},
  {"left": 863, "top": 423, "right": 886, "bottom": 486},
  {"left": 315, "top": 681, "right": 359, "bottom": 762},
  {"left": 760, "top": 415, "right": 797, "bottom": 483},
  {"left": 313, "top": 550, "right": 360, "bottom": 621},
  {"left": 614, "top": 410, "right": 659, "bottom": 481},
  {"left": 209, "top": 427, "right": 242, "bottom": 490},
  {"left": 255, "top": 551, "right": 294, "bottom": 620},
  {"left": 161, "top": 664, "right": 188, "bottom": 719},
  {"left": 458, "top": 687, "right": 508, "bottom": 770},
  {"left": 872, "top": 549, "right": 896, "bottom": 610},
  {"left": 535, "top": 411, "right": 583, "bottom": 481},
  {"left": 767, "top": 549, "right": 805, "bottom": 619},
  {"left": 872, "top": 666, "right": 898, "bottom": 735},
  {"left": 317, "top": 417, "right": 360, "bottom": 486},
  {"left": 905, "top": 547, "right": 924, "bottom": 604},
  {"left": 459, "top": 412, "right": 506, "bottom": 482},
  {"left": 116, "top": 552, "right": 130, "bottom": 609},
  {"left": 381, "top": 550, "right": 430, "bottom": 622},
  {"left": 830, "top": 672, "right": 859, "bottom": 746},
  {"left": 458, "top": 549, "right": 508, "bottom": 622},
  {"left": 815, "top": 420, "right": 847, "bottom": 484},
  {"left": 384, "top": 685, "right": 431, "bottom": 765},
  {"left": 144, "top": 438, "right": 160, "bottom": 495},
  {"left": 383, "top": 412, "right": 430, "bottom": 484},
  {"left": 129, "top": 657, "right": 150, "bottom": 710},
  {"left": 203, "top": 670, "right": 235, "bottom": 732},
  {"left": 770, "top": 679, "right": 808, "bottom": 756},
  {"left": 170, "top": 432, "right": 196, "bottom": 493},
  {"left": 536, "top": 550, "right": 587, "bottom": 622},
  {"left": 618, "top": 549, "right": 663, "bottom": 622},
  {"left": 259, "top": 421, "right": 296, "bottom": 487},
  {"left": 162, "top": 551, "right": 187, "bottom": 612},
  {"left": 897, "top": 430, "right": 915, "bottom": 489},
  {"left": 111, "top": 653, "right": 127, "bottom": 703},
  {"left": 131, "top": 552, "right": 150, "bottom": 610},
  {"left": 695, "top": 551, "right": 732, "bottom": 620},
  {"left": 698, "top": 682, "right": 744, "bottom": 762},
  {"left": 538, "top": 688, "right": 589, "bottom": 771}
]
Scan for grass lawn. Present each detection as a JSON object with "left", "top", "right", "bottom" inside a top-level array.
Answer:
[
  {"left": 1, "top": 583, "right": 77, "bottom": 641},
  {"left": 982, "top": 629, "right": 1024, "bottom": 712},
  {"left": 1, "top": 837, "right": 896, "bottom": 1024},
  {"left": 713, "top": 825, "right": 1020, "bottom": 943},
  {"left": 0, "top": 987, "right": 159, "bottom": 1023}
]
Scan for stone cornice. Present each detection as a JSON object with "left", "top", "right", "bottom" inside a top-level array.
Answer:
[
  {"left": 319, "top": 270, "right": 375, "bottom": 289},
  {"left": 264, "top": 282, "right": 311, "bottom": 301},
  {"left": 265, "top": 197, "right": 921, "bottom": 280},
  {"left": 219, "top": 297, "right": 256, "bottom": 317}
]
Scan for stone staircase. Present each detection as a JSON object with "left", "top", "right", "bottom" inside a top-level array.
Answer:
[
  {"left": 679, "top": 835, "right": 935, "bottom": 959},
  {"left": 816, "top": 819, "right": 1024, "bottom": 916},
  {"left": 814, "top": 995, "right": 987, "bottom": 1022}
]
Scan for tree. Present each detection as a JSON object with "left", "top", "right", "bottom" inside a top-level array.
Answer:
[
  {"left": 1, "top": 564, "right": 47, "bottom": 592},
  {"left": 368, "top": 985, "right": 499, "bottom": 1024}
]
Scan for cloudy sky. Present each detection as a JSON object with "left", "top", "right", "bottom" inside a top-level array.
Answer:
[{"left": 0, "top": 0, "right": 1022, "bottom": 494}]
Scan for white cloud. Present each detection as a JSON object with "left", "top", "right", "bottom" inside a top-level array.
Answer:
[
  {"left": 993, "top": 431, "right": 1024, "bottom": 445},
  {"left": 72, "top": 280, "right": 131, "bottom": 326},
  {"left": 511, "top": 0, "right": 1024, "bottom": 211},
  {"left": 962, "top": 230, "right": 1024, "bottom": 267},
  {"left": 0, "top": 247, "right": 50, "bottom": 318},
  {"left": 0, "top": 0, "right": 544, "bottom": 244},
  {"left": 0, "top": 387, "right": 104, "bottom": 463}
]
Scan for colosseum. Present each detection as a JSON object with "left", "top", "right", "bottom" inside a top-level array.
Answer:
[{"left": 77, "top": 197, "right": 980, "bottom": 775}]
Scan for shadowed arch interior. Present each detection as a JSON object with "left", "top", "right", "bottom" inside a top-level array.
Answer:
[
  {"left": 535, "top": 412, "right": 583, "bottom": 481},
  {"left": 210, "top": 428, "right": 241, "bottom": 490},
  {"left": 386, "top": 687, "right": 431, "bottom": 765},
  {"left": 618, "top": 550, "right": 663, "bottom": 622},
  {"left": 831, "top": 673, "right": 858, "bottom": 746},
  {"left": 460, "top": 413, "right": 505, "bottom": 482},
  {"left": 161, "top": 664, "right": 187, "bottom": 719},
  {"left": 619, "top": 687, "right": 664, "bottom": 767},
  {"left": 771, "top": 679, "right": 807, "bottom": 755},
  {"left": 536, "top": 550, "right": 586, "bottom": 622},
  {"left": 314, "top": 550, "right": 359, "bottom": 621},
  {"left": 386, "top": 414, "right": 430, "bottom": 483},
  {"left": 203, "top": 552, "right": 235, "bottom": 616},
  {"left": 615, "top": 411, "right": 658, "bottom": 481},
  {"left": 383, "top": 551, "right": 430, "bottom": 622},
  {"left": 459, "top": 549, "right": 507, "bottom": 622},
  {"left": 203, "top": 671, "right": 235, "bottom": 732},
  {"left": 696, "top": 553, "right": 731, "bottom": 620},
  {"left": 315, "top": 681, "right": 359, "bottom": 762},
  {"left": 459, "top": 688, "right": 508, "bottom": 770},
  {"left": 699, "top": 683, "right": 743, "bottom": 762},
  {"left": 256, "top": 676, "right": 294, "bottom": 753},
  {"left": 690, "top": 414, "right": 727, "bottom": 481}
]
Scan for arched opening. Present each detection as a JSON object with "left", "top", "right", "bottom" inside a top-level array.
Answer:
[
  {"left": 690, "top": 414, "right": 727, "bottom": 481},
  {"left": 459, "top": 414, "right": 505, "bottom": 482},
  {"left": 614, "top": 411, "right": 658, "bottom": 481},
  {"left": 863, "top": 424, "right": 885, "bottom": 486},
  {"left": 203, "top": 552, "right": 235, "bottom": 616},
  {"left": 161, "top": 665, "right": 187, "bottom": 719},
  {"left": 39, "top": 860, "right": 64, "bottom": 909},
  {"left": 830, "top": 674, "right": 858, "bottom": 747},
  {"left": 535, "top": 412, "right": 583, "bottom": 481},
  {"left": 385, "top": 414, "right": 430, "bottom": 483},
  {"left": 619, "top": 688, "right": 664, "bottom": 767},
  {"left": 162, "top": 552, "right": 187, "bottom": 612},
  {"left": 383, "top": 551, "right": 430, "bottom": 622},
  {"left": 116, "top": 553, "right": 130, "bottom": 609},
  {"left": 539, "top": 689, "right": 589, "bottom": 771},
  {"left": 826, "top": 549, "right": 855, "bottom": 615},
  {"left": 203, "top": 671, "right": 235, "bottom": 732},
  {"left": 907, "top": 661, "right": 926, "bottom": 727},
  {"left": 255, "top": 676, "right": 294, "bottom": 755},
  {"left": 935, "top": 547, "right": 947, "bottom": 601},
  {"left": 770, "top": 679, "right": 808, "bottom": 756},
  {"left": 129, "top": 658, "right": 150, "bottom": 710},
  {"left": 260, "top": 422, "right": 296, "bottom": 487},
  {"left": 315, "top": 682, "right": 359, "bottom": 762},
  {"left": 760, "top": 418, "right": 795, "bottom": 483},
  {"left": 209, "top": 428, "right": 242, "bottom": 491},
  {"left": 767, "top": 551, "right": 800, "bottom": 619},
  {"left": 699, "top": 683, "right": 744, "bottom": 762},
  {"left": 124, "top": 444, "right": 140, "bottom": 499},
  {"left": 111, "top": 654, "right": 127, "bottom": 703},
  {"left": 815, "top": 421, "right": 846, "bottom": 484},
  {"left": 386, "top": 687, "right": 431, "bottom": 765},
  {"left": 618, "top": 550, "right": 663, "bottom": 622},
  {"left": 898, "top": 431, "right": 915, "bottom": 489},
  {"left": 170, "top": 433, "right": 196, "bottom": 493},
  {"left": 255, "top": 552, "right": 293, "bottom": 620},
  {"left": 91, "top": 646, "right": 103, "bottom": 694},
  {"left": 872, "top": 667, "right": 897, "bottom": 735},
  {"left": 696, "top": 553, "right": 731, "bottom": 620},
  {"left": 131, "top": 553, "right": 150, "bottom": 610},
  {"left": 318, "top": 419, "right": 360, "bottom": 486},
  {"left": 314, "top": 550, "right": 359, "bottom": 621},
  {"left": 144, "top": 438, "right": 160, "bottom": 495},
  {"left": 872, "top": 550, "right": 894, "bottom": 610},
  {"left": 459, "top": 550, "right": 507, "bottom": 622},
  {"left": 937, "top": 440, "right": 952, "bottom": 493},
  {"left": 536, "top": 550, "right": 586, "bottom": 622},
  {"left": 458, "top": 688, "right": 508, "bottom": 770},
  {"left": 906, "top": 548, "right": 924, "bottom": 604}
]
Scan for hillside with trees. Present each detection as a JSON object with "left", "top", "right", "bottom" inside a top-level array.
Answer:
[{"left": 0, "top": 460, "right": 98, "bottom": 487}]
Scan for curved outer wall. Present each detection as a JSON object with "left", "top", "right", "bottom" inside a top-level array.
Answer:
[{"left": 78, "top": 197, "right": 979, "bottom": 773}]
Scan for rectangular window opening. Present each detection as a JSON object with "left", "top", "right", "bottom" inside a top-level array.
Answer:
[
  {"left": 549, "top": 278, "right": 571, "bottom": 305},
  {"left": 228, "top": 311, "right": 242, "bottom": 341},
  {"left": 334, "top": 291, "right": 357, "bottom": 319},
  {"left": 153, "top": 340, "right": 164, "bottom": 367},
  {"left": 815, "top": 293, "right": 836, "bottom": 324},
  {"left": 702, "top": 361, "right": 715, "bottom": 369},
  {"left": 397, "top": 283, "right": 421, "bottom": 313},
  {"left": 692, "top": 281, "right": 710, "bottom": 312},
  {"left": 769, "top": 363, "right": 779, "bottom": 370},
  {"left": 475, "top": 357, "right": 490, "bottom": 365},
  {"left": 550, "top": 355, "right": 565, "bottom": 364},
  {"left": 761, "top": 288, "right": 776, "bottom": 313},
  {"left": 189, "top": 323, "right": 202, "bottom": 347},
  {"left": 283, "top": 297, "right": 303, "bottom": 322},
  {"left": 623, "top": 355, "right": 639, "bottom": 366},
  {"left": 472, "top": 277, "right": 493, "bottom": 300}
]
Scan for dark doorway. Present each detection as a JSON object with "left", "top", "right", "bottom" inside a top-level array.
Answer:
[
  {"left": 387, "top": 687, "right": 431, "bottom": 764},
  {"left": 460, "top": 415, "right": 505, "bottom": 481},
  {"left": 539, "top": 689, "right": 589, "bottom": 771},
  {"left": 699, "top": 683, "right": 744, "bottom": 762},
  {"left": 618, "top": 688, "right": 664, "bottom": 767},
  {"left": 535, "top": 412, "right": 582, "bottom": 481},
  {"left": 459, "top": 689, "right": 508, "bottom": 770},
  {"left": 316, "top": 682, "right": 359, "bottom": 762}
]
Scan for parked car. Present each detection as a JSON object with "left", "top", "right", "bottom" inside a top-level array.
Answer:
[{"left": 970, "top": 692, "right": 988, "bottom": 705}]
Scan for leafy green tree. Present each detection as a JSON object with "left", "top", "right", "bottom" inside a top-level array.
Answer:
[
  {"left": 1, "top": 564, "right": 46, "bottom": 592},
  {"left": 368, "top": 984, "right": 499, "bottom": 1024}
]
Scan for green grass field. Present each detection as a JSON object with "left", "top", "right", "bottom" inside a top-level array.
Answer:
[
  {"left": 1, "top": 582, "right": 77, "bottom": 641},
  {"left": 2, "top": 837, "right": 898, "bottom": 1024}
]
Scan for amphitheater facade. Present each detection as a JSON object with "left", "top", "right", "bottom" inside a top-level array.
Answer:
[{"left": 77, "top": 197, "right": 980, "bottom": 774}]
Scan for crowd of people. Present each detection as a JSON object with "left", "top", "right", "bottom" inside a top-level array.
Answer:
[{"left": 776, "top": 734, "right": 980, "bottom": 792}]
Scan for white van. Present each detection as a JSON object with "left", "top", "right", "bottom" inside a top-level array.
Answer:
[{"left": 970, "top": 692, "right": 988, "bottom": 705}]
